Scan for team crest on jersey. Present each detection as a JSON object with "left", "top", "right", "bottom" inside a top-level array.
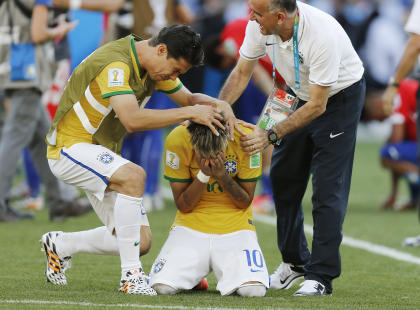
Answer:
[
  {"left": 224, "top": 154, "right": 238, "bottom": 175},
  {"left": 97, "top": 152, "right": 114, "bottom": 164},
  {"left": 166, "top": 150, "right": 179, "bottom": 169},
  {"left": 108, "top": 68, "right": 124, "bottom": 87},
  {"left": 152, "top": 258, "right": 166, "bottom": 274}
]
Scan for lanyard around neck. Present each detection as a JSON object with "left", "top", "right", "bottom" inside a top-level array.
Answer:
[{"left": 271, "top": 9, "right": 300, "bottom": 89}]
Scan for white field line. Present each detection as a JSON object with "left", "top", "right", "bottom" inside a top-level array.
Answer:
[
  {"left": 253, "top": 213, "right": 420, "bottom": 266},
  {"left": 0, "top": 300, "right": 284, "bottom": 310}
]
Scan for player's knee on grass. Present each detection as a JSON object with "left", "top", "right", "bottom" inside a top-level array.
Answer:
[
  {"left": 153, "top": 283, "right": 179, "bottom": 295},
  {"left": 236, "top": 282, "right": 266, "bottom": 297},
  {"left": 140, "top": 225, "right": 152, "bottom": 256}
]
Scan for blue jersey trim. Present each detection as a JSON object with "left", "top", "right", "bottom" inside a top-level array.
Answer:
[{"left": 60, "top": 149, "right": 109, "bottom": 185}]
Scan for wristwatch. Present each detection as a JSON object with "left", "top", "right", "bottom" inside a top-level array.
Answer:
[
  {"left": 388, "top": 77, "right": 400, "bottom": 88},
  {"left": 267, "top": 129, "right": 279, "bottom": 145}
]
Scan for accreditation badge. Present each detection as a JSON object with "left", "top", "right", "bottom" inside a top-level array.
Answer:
[{"left": 257, "top": 88, "right": 298, "bottom": 145}]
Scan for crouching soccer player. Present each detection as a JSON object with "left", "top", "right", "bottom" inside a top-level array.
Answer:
[
  {"left": 149, "top": 119, "right": 269, "bottom": 297},
  {"left": 40, "top": 25, "right": 235, "bottom": 296}
]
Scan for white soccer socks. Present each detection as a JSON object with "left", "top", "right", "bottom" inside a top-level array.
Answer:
[
  {"left": 55, "top": 226, "right": 119, "bottom": 257},
  {"left": 114, "top": 193, "right": 143, "bottom": 272}
]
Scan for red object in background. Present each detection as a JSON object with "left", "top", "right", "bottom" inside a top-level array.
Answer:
[
  {"left": 395, "top": 79, "right": 419, "bottom": 141},
  {"left": 220, "top": 18, "right": 285, "bottom": 86}
]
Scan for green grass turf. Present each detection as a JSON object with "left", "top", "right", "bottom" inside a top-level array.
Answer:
[{"left": 1, "top": 141, "right": 420, "bottom": 309}]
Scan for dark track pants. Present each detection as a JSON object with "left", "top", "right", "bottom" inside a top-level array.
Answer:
[{"left": 270, "top": 78, "right": 366, "bottom": 293}]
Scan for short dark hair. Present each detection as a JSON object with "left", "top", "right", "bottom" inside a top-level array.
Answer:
[
  {"left": 149, "top": 25, "right": 204, "bottom": 67},
  {"left": 187, "top": 118, "right": 230, "bottom": 159},
  {"left": 268, "top": 0, "right": 297, "bottom": 14}
]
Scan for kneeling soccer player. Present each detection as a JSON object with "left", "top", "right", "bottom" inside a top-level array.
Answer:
[{"left": 149, "top": 119, "right": 269, "bottom": 297}]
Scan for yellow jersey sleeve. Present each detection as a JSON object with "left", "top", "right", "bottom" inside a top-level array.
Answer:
[
  {"left": 95, "top": 61, "right": 134, "bottom": 99},
  {"left": 155, "top": 78, "right": 183, "bottom": 94},
  {"left": 164, "top": 125, "right": 193, "bottom": 182},
  {"left": 235, "top": 125, "right": 262, "bottom": 182}
]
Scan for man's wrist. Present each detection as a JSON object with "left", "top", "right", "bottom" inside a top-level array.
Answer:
[
  {"left": 267, "top": 128, "right": 279, "bottom": 145},
  {"left": 69, "top": 0, "right": 82, "bottom": 10},
  {"left": 196, "top": 170, "right": 210, "bottom": 183},
  {"left": 388, "top": 76, "right": 400, "bottom": 88}
]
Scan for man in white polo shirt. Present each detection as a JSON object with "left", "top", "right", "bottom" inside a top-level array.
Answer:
[{"left": 219, "top": 0, "right": 365, "bottom": 296}]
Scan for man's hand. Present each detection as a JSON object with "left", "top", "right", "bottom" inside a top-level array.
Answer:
[
  {"left": 235, "top": 119, "right": 255, "bottom": 136},
  {"left": 381, "top": 86, "right": 398, "bottom": 117},
  {"left": 240, "top": 126, "right": 269, "bottom": 155},
  {"left": 189, "top": 105, "right": 224, "bottom": 136},
  {"left": 53, "top": 14, "right": 78, "bottom": 42}
]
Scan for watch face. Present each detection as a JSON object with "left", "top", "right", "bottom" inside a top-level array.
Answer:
[{"left": 269, "top": 132, "right": 277, "bottom": 142}]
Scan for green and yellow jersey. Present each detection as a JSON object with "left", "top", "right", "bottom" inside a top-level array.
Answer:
[
  {"left": 47, "top": 35, "right": 181, "bottom": 159},
  {"left": 164, "top": 124, "right": 262, "bottom": 234}
]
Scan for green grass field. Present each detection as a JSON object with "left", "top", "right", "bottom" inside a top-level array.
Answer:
[{"left": 1, "top": 141, "right": 420, "bottom": 309}]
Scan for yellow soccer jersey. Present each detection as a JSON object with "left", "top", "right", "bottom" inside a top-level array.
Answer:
[
  {"left": 164, "top": 124, "right": 262, "bottom": 234},
  {"left": 47, "top": 39, "right": 182, "bottom": 159}
]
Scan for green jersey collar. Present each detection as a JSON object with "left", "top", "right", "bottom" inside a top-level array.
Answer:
[{"left": 130, "top": 34, "right": 144, "bottom": 78}]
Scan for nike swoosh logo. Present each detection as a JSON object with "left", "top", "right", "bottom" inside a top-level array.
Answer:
[
  {"left": 279, "top": 274, "right": 292, "bottom": 284},
  {"left": 265, "top": 42, "right": 277, "bottom": 46},
  {"left": 250, "top": 269, "right": 263, "bottom": 273},
  {"left": 329, "top": 132, "right": 344, "bottom": 139},
  {"left": 134, "top": 241, "right": 140, "bottom": 246}
]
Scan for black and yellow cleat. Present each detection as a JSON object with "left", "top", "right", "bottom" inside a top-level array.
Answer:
[
  {"left": 119, "top": 268, "right": 157, "bottom": 295},
  {"left": 40, "top": 231, "right": 71, "bottom": 285}
]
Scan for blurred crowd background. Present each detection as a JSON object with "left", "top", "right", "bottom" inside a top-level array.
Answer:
[{"left": 1, "top": 0, "right": 419, "bottom": 221}]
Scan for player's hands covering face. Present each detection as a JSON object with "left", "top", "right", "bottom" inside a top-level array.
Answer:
[{"left": 195, "top": 152, "right": 227, "bottom": 179}]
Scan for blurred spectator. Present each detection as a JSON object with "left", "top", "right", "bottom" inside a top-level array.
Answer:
[
  {"left": 360, "top": 0, "right": 409, "bottom": 91},
  {"left": 379, "top": 0, "right": 420, "bottom": 246},
  {"left": 0, "top": 0, "right": 90, "bottom": 222},
  {"left": 12, "top": 1, "right": 125, "bottom": 212},
  {"left": 364, "top": 79, "right": 419, "bottom": 211},
  {"left": 335, "top": 0, "right": 378, "bottom": 52},
  {"left": 131, "top": 0, "right": 194, "bottom": 38}
]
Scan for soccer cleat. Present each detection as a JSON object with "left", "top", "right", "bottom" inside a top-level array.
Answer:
[
  {"left": 41, "top": 231, "right": 71, "bottom": 285},
  {"left": 270, "top": 262, "right": 304, "bottom": 289},
  {"left": 403, "top": 235, "right": 420, "bottom": 246},
  {"left": 293, "top": 280, "right": 330, "bottom": 296},
  {"left": 193, "top": 278, "right": 208, "bottom": 291},
  {"left": 119, "top": 269, "right": 157, "bottom": 295}
]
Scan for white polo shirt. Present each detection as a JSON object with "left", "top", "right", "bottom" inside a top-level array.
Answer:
[
  {"left": 239, "top": 1, "right": 364, "bottom": 101},
  {"left": 405, "top": 0, "right": 420, "bottom": 34}
]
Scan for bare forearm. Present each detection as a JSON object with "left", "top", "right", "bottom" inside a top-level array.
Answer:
[
  {"left": 31, "top": 7, "right": 56, "bottom": 43},
  {"left": 252, "top": 65, "right": 273, "bottom": 97},
  {"left": 393, "top": 34, "right": 420, "bottom": 83},
  {"left": 52, "top": 0, "right": 124, "bottom": 13},
  {"left": 176, "top": 180, "right": 206, "bottom": 213},
  {"left": 274, "top": 100, "right": 325, "bottom": 138},
  {"left": 32, "top": 26, "right": 58, "bottom": 43},
  {"left": 123, "top": 107, "right": 195, "bottom": 133},
  {"left": 217, "top": 174, "right": 252, "bottom": 209},
  {"left": 190, "top": 93, "right": 220, "bottom": 107},
  {"left": 219, "top": 67, "right": 253, "bottom": 104}
]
